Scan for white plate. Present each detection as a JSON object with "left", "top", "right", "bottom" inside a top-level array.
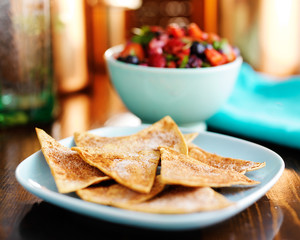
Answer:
[{"left": 15, "top": 126, "right": 284, "bottom": 230}]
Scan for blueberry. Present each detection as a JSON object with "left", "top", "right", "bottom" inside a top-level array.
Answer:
[
  {"left": 190, "top": 42, "right": 205, "bottom": 57},
  {"left": 117, "top": 56, "right": 126, "bottom": 62},
  {"left": 124, "top": 55, "right": 139, "bottom": 64}
]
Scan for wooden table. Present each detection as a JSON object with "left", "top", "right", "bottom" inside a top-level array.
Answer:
[{"left": 1, "top": 74, "right": 299, "bottom": 240}]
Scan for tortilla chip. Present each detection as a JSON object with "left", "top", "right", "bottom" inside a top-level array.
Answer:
[
  {"left": 35, "top": 128, "right": 109, "bottom": 193},
  {"left": 189, "top": 143, "right": 266, "bottom": 174},
  {"left": 72, "top": 147, "right": 160, "bottom": 193},
  {"left": 74, "top": 131, "right": 126, "bottom": 148},
  {"left": 74, "top": 116, "right": 188, "bottom": 155},
  {"left": 76, "top": 176, "right": 165, "bottom": 206},
  {"left": 136, "top": 116, "right": 188, "bottom": 154},
  {"left": 119, "top": 186, "right": 232, "bottom": 214},
  {"left": 183, "top": 132, "right": 199, "bottom": 144},
  {"left": 159, "top": 147, "right": 260, "bottom": 187},
  {"left": 72, "top": 116, "right": 187, "bottom": 193}
]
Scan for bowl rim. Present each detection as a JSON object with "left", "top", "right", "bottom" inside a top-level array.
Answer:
[{"left": 104, "top": 44, "right": 243, "bottom": 74}]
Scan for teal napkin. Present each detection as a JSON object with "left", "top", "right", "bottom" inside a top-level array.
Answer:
[{"left": 207, "top": 63, "right": 300, "bottom": 149}]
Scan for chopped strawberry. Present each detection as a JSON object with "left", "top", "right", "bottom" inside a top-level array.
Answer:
[
  {"left": 187, "top": 23, "right": 208, "bottom": 41},
  {"left": 181, "top": 47, "right": 190, "bottom": 56},
  {"left": 163, "top": 38, "right": 184, "bottom": 55},
  {"left": 148, "top": 38, "right": 166, "bottom": 55},
  {"left": 167, "top": 23, "right": 185, "bottom": 38},
  {"left": 119, "top": 42, "right": 145, "bottom": 61},
  {"left": 148, "top": 53, "right": 166, "bottom": 68},
  {"left": 167, "top": 61, "right": 176, "bottom": 68},
  {"left": 204, "top": 49, "right": 227, "bottom": 66}
]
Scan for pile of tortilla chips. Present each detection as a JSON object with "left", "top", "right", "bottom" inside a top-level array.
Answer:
[{"left": 36, "top": 116, "right": 265, "bottom": 214}]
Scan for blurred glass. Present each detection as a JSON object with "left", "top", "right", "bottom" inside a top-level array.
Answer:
[
  {"left": 51, "top": 0, "right": 89, "bottom": 94},
  {"left": 219, "top": 0, "right": 300, "bottom": 77},
  {"left": 85, "top": 0, "right": 142, "bottom": 72},
  {"left": 0, "top": 0, "right": 56, "bottom": 127}
]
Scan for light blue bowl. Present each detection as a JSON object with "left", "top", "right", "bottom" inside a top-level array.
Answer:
[{"left": 104, "top": 45, "right": 242, "bottom": 125}]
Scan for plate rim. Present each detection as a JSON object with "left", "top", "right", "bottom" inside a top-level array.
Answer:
[{"left": 15, "top": 126, "right": 285, "bottom": 230}]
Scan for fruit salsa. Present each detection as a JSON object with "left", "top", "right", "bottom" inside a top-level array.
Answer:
[{"left": 116, "top": 23, "right": 240, "bottom": 68}]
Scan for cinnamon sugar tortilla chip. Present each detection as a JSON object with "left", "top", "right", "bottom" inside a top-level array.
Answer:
[
  {"left": 76, "top": 176, "right": 165, "bottom": 206},
  {"left": 119, "top": 186, "right": 232, "bottom": 214},
  {"left": 136, "top": 116, "right": 188, "bottom": 154},
  {"left": 183, "top": 132, "right": 199, "bottom": 144},
  {"left": 35, "top": 128, "right": 109, "bottom": 193},
  {"left": 74, "top": 116, "right": 188, "bottom": 155},
  {"left": 159, "top": 147, "right": 260, "bottom": 187},
  {"left": 188, "top": 143, "right": 266, "bottom": 174},
  {"left": 73, "top": 132, "right": 126, "bottom": 149},
  {"left": 72, "top": 147, "right": 160, "bottom": 193},
  {"left": 72, "top": 116, "right": 187, "bottom": 193}
]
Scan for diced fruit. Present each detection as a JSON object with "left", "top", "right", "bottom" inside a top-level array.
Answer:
[
  {"left": 188, "top": 55, "right": 203, "bottom": 68},
  {"left": 187, "top": 23, "right": 208, "bottom": 41},
  {"left": 167, "top": 23, "right": 185, "bottom": 38},
  {"left": 163, "top": 38, "right": 184, "bottom": 55},
  {"left": 190, "top": 41, "right": 206, "bottom": 57},
  {"left": 204, "top": 49, "right": 227, "bottom": 66},
  {"left": 119, "top": 43, "right": 145, "bottom": 61},
  {"left": 167, "top": 61, "right": 176, "bottom": 68},
  {"left": 148, "top": 38, "right": 165, "bottom": 55},
  {"left": 181, "top": 46, "right": 191, "bottom": 56},
  {"left": 124, "top": 55, "right": 139, "bottom": 64},
  {"left": 116, "top": 23, "right": 239, "bottom": 68},
  {"left": 148, "top": 53, "right": 166, "bottom": 68}
]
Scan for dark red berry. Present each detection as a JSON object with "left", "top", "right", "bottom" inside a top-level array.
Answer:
[{"left": 148, "top": 53, "right": 166, "bottom": 68}]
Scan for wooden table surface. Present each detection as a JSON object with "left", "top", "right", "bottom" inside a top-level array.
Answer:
[{"left": 1, "top": 74, "right": 299, "bottom": 240}]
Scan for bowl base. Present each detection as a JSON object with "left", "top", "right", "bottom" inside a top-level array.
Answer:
[
  {"left": 104, "top": 113, "right": 142, "bottom": 127},
  {"left": 177, "top": 121, "right": 207, "bottom": 132},
  {"left": 105, "top": 113, "right": 207, "bottom": 132}
]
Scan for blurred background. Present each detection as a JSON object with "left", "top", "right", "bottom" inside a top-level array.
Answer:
[{"left": 1, "top": 0, "right": 300, "bottom": 136}]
